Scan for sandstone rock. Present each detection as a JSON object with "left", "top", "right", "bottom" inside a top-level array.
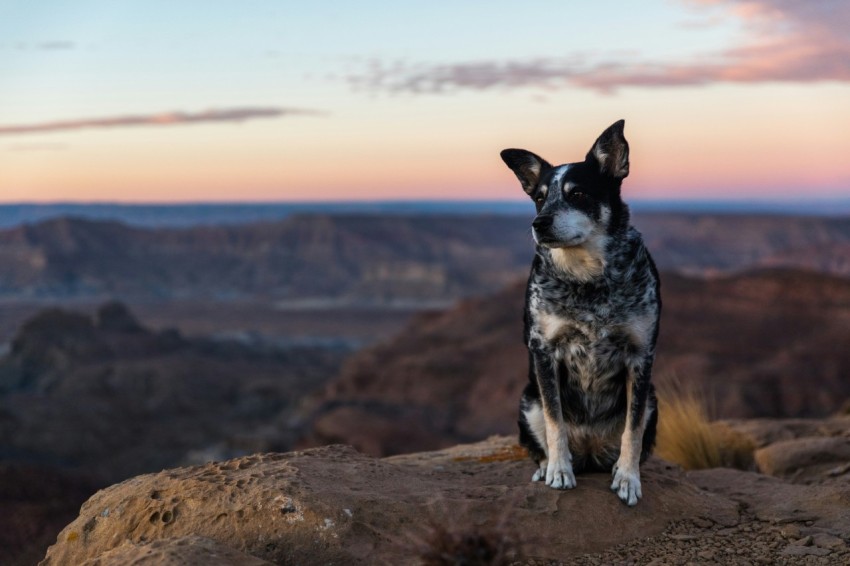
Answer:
[
  {"left": 812, "top": 532, "right": 846, "bottom": 550},
  {"left": 779, "top": 524, "right": 801, "bottom": 539},
  {"left": 790, "top": 534, "right": 813, "bottom": 546},
  {"left": 781, "top": 544, "right": 831, "bottom": 556},
  {"left": 720, "top": 415, "right": 850, "bottom": 448},
  {"left": 719, "top": 418, "right": 839, "bottom": 448},
  {"left": 41, "top": 437, "right": 738, "bottom": 565},
  {"left": 80, "top": 536, "right": 275, "bottom": 566},
  {"left": 688, "top": 467, "right": 850, "bottom": 535},
  {"left": 754, "top": 436, "right": 850, "bottom": 480}
]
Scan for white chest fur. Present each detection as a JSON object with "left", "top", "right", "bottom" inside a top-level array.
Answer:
[{"left": 531, "top": 308, "right": 654, "bottom": 389}]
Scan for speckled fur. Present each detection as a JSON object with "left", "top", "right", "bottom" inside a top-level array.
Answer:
[{"left": 501, "top": 120, "right": 660, "bottom": 505}]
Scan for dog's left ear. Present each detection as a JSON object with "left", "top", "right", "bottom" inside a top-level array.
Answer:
[{"left": 587, "top": 119, "right": 629, "bottom": 179}]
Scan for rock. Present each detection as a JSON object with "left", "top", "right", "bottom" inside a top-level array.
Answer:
[
  {"left": 754, "top": 436, "right": 850, "bottom": 480},
  {"left": 80, "top": 536, "right": 274, "bottom": 566},
  {"left": 41, "top": 437, "right": 739, "bottom": 565},
  {"left": 781, "top": 545, "right": 831, "bottom": 556},
  {"left": 826, "top": 462, "right": 850, "bottom": 478},
  {"left": 719, "top": 418, "right": 838, "bottom": 448},
  {"left": 779, "top": 524, "right": 801, "bottom": 539},
  {"left": 790, "top": 535, "right": 812, "bottom": 546},
  {"left": 688, "top": 467, "right": 850, "bottom": 535},
  {"left": 812, "top": 533, "right": 846, "bottom": 550}
]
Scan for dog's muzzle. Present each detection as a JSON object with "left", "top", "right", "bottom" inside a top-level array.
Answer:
[
  {"left": 532, "top": 215, "right": 559, "bottom": 246},
  {"left": 533, "top": 214, "right": 588, "bottom": 248}
]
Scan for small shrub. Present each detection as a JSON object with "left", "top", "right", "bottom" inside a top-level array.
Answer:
[
  {"left": 417, "top": 519, "right": 521, "bottom": 566},
  {"left": 400, "top": 498, "right": 525, "bottom": 566},
  {"left": 655, "top": 379, "right": 754, "bottom": 470}
]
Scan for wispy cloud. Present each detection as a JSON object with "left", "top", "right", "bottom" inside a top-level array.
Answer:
[
  {"left": 349, "top": 0, "right": 850, "bottom": 94},
  {"left": 0, "top": 107, "right": 325, "bottom": 136}
]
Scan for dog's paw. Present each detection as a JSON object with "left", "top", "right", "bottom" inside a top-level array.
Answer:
[
  {"left": 610, "top": 463, "right": 642, "bottom": 506},
  {"left": 531, "top": 459, "right": 547, "bottom": 482},
  {"left": 545, "top": 457, "right": 576, "bottom": 490}
]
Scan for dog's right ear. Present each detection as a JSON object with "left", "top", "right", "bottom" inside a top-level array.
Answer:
[{"left": 500, "top": 149, "right": 551, "bottom": 196}]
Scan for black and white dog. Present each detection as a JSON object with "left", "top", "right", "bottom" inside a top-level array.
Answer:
[{"left": 500, "top": 120, "right": 660, "bottom": 506}]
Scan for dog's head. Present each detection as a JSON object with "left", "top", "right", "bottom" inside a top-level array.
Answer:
[{"left": 501, "top": 120, "right": 630, "bottom": 249}]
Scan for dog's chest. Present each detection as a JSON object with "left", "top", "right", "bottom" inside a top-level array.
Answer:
[{"left": 528, "top": 275, "right": 655, "bottom": 389}]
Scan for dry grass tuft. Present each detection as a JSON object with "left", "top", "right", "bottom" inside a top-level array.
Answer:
[
  {"left": 710, "top": 421, "right": 757, "bottom": 471},
  {"left": 655, "top": 378, "right": 755, "bottom": 471},
  {"left": 416, "top": 519, "right": 522, "bottom": 566},
  {"left": 399, "top": 497, "right": 526, "bottom": 566}
]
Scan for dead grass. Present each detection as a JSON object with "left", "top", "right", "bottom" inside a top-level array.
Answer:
[
  {"left": 415, "top": 518, "right": 522, "bottom": 566},
  {"left": 655, "top": 379, "right": 755, "bottom": 471},
  {"left": 396, "top": 496, "right": 527, "bottom": 566}
]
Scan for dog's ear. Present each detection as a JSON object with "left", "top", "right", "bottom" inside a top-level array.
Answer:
[
  {"left": 500, "top": 149, "right": 552, "bottom": 196},
  {"left": 587, "top": 119, "right": 629, "bottom": 179}
]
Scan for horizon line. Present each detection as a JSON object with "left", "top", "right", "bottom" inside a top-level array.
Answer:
[{"left": 1, "top": 196, "right": 849, "bottom": 206}]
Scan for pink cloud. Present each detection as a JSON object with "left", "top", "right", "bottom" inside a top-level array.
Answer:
[
  {"left": 0, "top": 107, "right": 325, "bottom": 136},
  {"left": 350, "top": 0, "right": 850, "bottom": 94}
]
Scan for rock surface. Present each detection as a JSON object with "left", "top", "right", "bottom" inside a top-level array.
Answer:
[
  {"left": 755, "top": 436, "right": 850, "bottom": 480},
  {"left": 723, "top": 415, "right": 850, "bottom": 485},
  {"left": 42, "top": 437, "right": 739, "bottom": 565},
  {"left": 41, "top": 432, "right": 850, "bottom": 565},
  {"left": 80, "top": 536, "right": 275, "bottom": 566}
]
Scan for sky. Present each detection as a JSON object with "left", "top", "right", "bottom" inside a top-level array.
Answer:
[{"left": 0, "top": 0, "right": 848, "bottom": 203}]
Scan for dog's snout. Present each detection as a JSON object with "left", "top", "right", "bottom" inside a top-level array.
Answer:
[{"left": 532, "top": 215, "right": 554, "bottom": 232}]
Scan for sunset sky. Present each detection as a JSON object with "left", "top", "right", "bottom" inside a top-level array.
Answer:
[{"left": 1, "top": 0, "right": 848, "bottom": 203}]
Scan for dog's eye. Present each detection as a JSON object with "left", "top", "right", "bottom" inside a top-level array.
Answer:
[
  {"left": 569, "top": 191, "right": 588, "bottom": 203},
  {"left": 535, "top": 197, "right": 544, "bottom": 205}
]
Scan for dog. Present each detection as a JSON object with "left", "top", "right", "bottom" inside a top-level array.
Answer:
[{"left": 500, "top": 120, "right": 660, "bottom": 506}]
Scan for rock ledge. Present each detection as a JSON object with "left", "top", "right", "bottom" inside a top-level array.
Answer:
[{"left": 41, "top": 437, "right": 738, "bottom": 565}]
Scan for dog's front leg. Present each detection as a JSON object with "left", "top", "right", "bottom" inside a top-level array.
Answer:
[
  {"left": 611, "top": 354, "right": 654, "bottom": 506},
  {"left": 532, "top": 347, "right": 575, "bottom": 490}
]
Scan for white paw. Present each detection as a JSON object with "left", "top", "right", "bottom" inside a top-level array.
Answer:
[
  {"left": 545, "top": 457, "right": 576, "bottom": 490},
  {"left": 610, "top": 462, "right": 642, "bottom": 506},
  {"left": 531, "top": 459, "right": 547, "bottom": 482}
]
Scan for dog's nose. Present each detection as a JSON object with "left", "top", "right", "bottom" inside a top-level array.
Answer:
[{"left": 532, "top": 215, "right": 553, "bottom": 232}]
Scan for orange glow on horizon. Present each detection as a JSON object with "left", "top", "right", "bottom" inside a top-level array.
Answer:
[{"left": 2, "top": 82, "right": 848, "bottom": 203}]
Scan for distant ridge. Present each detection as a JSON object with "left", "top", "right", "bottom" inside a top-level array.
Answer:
[
  {"left": 0, "top": 202, "right": 533, "bottom": 229},
  {"left": 0, "top": 198, "right": 848, "bottom": 228},
  {"left": 0, "top": 213, "right": 847, "bottom": 302}
]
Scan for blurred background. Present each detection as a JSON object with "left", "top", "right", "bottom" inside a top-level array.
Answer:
[{"left": 1, "top": 1, "right": 848, "bottom": 564}]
